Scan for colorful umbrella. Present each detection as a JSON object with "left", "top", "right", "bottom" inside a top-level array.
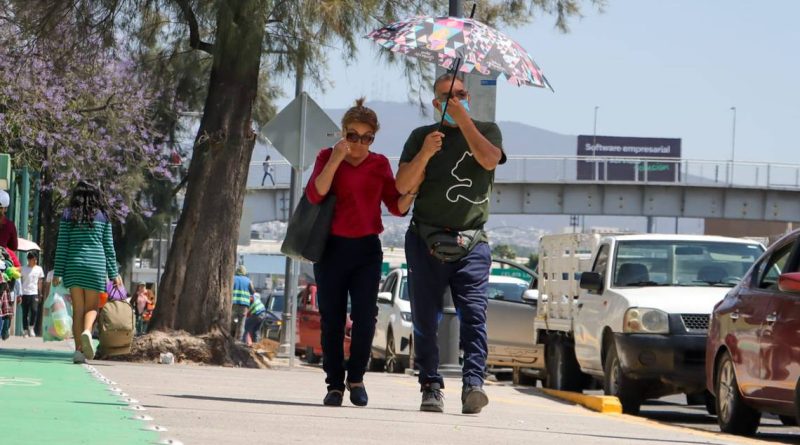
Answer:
[{"left": 367, "top": 16, "right": 553, "bottom": 90}]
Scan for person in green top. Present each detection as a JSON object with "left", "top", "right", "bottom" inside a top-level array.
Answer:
[
  {"left": 53, "top": 181, "right": 122, "bottom": 364},
  {"left": 243, "top": 293, "right": 268, "bottom": 346},
  {"left": 396, "top": 73, "right": 505, "bottom": 415}
]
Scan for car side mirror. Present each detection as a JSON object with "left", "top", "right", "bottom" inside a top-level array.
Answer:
[
  {"left": 522, "top": 289, "right": 539, "bottom": 305},
  {"left": 377, "top": 291, "right": 393, "bottom": 303},
  {"left": 778, "top": 272, "right": 800, "bottom": 294},
  {"left": 580, "top": 272, "right": 603, "bottom": 292}
]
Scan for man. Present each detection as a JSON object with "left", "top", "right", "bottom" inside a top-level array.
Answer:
[
  {"left": 242, "top": 293, "right": 268, "bottom": 346},
  {"left": 232, "top": 265, "right": 255, "bottom": 341},
  {"left": 396, "top": 73, "right": 505, "bottom": 415},
  {"left": 0, "top": 190, "right": 18, "bottom": 252},
  {"left": 20, "top": 252, "right": 44, "bottom": 337}
]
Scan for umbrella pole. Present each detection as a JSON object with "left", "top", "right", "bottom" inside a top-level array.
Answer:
[{"left": 438, "top": 56, "right": 463, "bottom": 131}]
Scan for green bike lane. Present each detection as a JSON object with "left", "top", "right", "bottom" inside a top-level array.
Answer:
[{"left": 0, "top": 345, "right": 158, "bottom": 445}]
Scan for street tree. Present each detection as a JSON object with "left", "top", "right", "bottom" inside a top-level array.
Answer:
[{"left": 4, "top": 1, "right": 603, "bottom": 357}]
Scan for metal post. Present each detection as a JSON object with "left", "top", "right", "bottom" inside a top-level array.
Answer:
[
  {"left": 593, "top": 106, "right": 599, "bottom": 180},
  {"left": 647, "top": 216, "right": 656, "bottom": 234},
  {"left": 431, "top": 0, "right": 466, "bottom": 378},
  {"left": 730, "top": 106, "right": 736, "bottom": 181},
  {"left": 19, "top": 167, "right": 29, "bottom": 239}
]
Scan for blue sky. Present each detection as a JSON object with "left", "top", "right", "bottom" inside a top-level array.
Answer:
[{"left": 276, "top": 0, "right": 799, "bottom": 164}]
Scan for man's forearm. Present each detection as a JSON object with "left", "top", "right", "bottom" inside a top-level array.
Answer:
[
  {"left": 396, "top": 153, "right": 431, "bottom": 194},
  {"left": 460, "top": 120, "right": 502, "bottom": 170}
]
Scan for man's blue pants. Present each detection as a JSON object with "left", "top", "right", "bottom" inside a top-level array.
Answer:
[{"left": 405, "top": 230, "right": 490, "bottom": 388}]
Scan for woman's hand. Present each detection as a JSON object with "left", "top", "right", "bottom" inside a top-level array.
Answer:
[
  {"left": 113, "top": 276, "right": 123, "bottom": 287},
  {"left": 331, "top": 138, "right": 350, "bottom": 163},
  {"left": 53, "top": 276, "right": 61, "bottom": 286}
]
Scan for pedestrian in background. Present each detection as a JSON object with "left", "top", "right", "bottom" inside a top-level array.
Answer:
[
  {"left": 232, "top": 265, "right": 254, "bottom": 341},
  {"left": 0, "top": 190, "right": 18, "bottom": 252},
  {"left": 306, "top": 98, "right": 415, "bottom": 407},
  {"left": 133, "top": 282, "right": 148, "bottom": 335},
  {"left": 242, "top": 293, "right": 267, "bottom": 346},
  {"left": 396, "top": 73, "right": 505, "bottom": 414},
  {"left": 261, "top": 155, "right": 275, "bottom": 186},
  {"left": 20, "top": 252, "right": 44, "bottom": 337},
  {"left": 53, "top": 181, "right": 122, "bottom": 363}
]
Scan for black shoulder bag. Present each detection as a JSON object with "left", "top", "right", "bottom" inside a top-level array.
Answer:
[{"left": 280, "top": 194, "right": 336, "bottom": 263}]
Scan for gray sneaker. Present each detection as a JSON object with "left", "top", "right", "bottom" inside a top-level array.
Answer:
[
  {"left": 461, "top": 386, "right": 489, "bottom": 414},
  {"left": 420, "top": 383, "right": 445, "bottom": 413}
]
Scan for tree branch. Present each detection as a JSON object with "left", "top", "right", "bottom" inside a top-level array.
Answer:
[
  {"left": 173, "top": 0, "right": 213, "bottom": 55},
  {"left": 77, "top": 93, "right": 117, "bottom": 113}
]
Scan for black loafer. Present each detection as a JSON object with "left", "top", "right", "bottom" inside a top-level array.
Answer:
[
  {"left": 347, "top": 383, "right": 368, "bottom": 407},
  {"left": 323, "top": 390, "right": 344, "bottom": 406}
]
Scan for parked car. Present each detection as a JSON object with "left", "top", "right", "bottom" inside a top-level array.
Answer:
[
  {"left": 295, "top": 285, "right": 352, "bottom": 364},
  {"left": 259, "top": 290, "right": 285, "bottom": 342},
  {"left": 370, "top": 268, "right": 413, "bottom": 373},
  {"left": 706, "top": 228, "right": 800, "bottom": 436}
]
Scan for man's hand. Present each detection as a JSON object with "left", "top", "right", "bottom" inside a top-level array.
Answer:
[
  {"left": 421, "top": 131, "right": 444, "bottom": 158},
  {"left": 446, "top": 97, "right": 470, "bottom": 126},
  {"left": 331, "top": 138, "right": 350, "bottom": 163}
]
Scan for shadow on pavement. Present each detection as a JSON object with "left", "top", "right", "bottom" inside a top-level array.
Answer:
[{"left": 162, "top": 394, "right": 415, "bottom": 414}]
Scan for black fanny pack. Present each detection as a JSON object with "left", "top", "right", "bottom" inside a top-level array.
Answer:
[{"left": 413, "top": 220, "right": 484, "bottom": 263}]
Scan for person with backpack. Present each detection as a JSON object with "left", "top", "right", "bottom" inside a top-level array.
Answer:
[{"left": 53, "top": 181, "right": 122, "bottom": 363}]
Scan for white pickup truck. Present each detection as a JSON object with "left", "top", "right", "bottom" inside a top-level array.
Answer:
[{"left": 534, "top": 233, "right": 764, "bottom": 414}]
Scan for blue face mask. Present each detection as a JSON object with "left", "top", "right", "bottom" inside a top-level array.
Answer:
[{"left": 440, "top": 99, "right": 470, "bottom": 125}]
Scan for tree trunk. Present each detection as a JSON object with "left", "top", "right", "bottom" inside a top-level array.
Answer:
[{"left": 149, "top": 1, "right": 266, "bottom": 335}]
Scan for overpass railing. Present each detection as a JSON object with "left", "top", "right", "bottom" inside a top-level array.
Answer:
[{"left": 246, "top": 156, "right": 800, "bottom": 190}]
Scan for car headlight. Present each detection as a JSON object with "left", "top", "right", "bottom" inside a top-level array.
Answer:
[
  {"left": 401, "top": 312, "right": 412, "bottom": 322},
  {"left": 624, "top": 308, "right": 669, "bottom": 334}
]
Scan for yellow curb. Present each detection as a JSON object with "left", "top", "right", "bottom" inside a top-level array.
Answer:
[{"left": 541, "top": 388, "right": 622, "bottom": 414}]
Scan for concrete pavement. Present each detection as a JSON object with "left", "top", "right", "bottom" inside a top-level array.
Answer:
[{"left": 0, "top": 337, "right": 789, "bottom": 445}]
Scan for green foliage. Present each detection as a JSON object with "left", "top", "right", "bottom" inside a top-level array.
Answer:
[{"left": 492, "top": 243, "right": 517, "bottom": 260}]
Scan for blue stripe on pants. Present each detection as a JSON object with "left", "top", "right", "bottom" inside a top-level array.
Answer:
[{"left": 405, "top": 229, "right": 491, "bottom": 388}]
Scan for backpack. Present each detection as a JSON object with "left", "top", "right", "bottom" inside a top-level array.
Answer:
[{"left": 97, "top": 299, "right": 135, "bottom": 356}]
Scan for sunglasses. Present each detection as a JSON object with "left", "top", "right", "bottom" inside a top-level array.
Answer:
[
  {"left": 437, "top": 89, "right": 469, "bottom": 102},
  {"left": 345, "top": 131, "right": 375, "bottom": 145}
]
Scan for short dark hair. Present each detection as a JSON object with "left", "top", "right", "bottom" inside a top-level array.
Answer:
[
  {"left": 433, "top": 72, "right": 464, "bottom": 94},
  {"left": 26, "top": 252, "right": 37, "bottom": 260}
]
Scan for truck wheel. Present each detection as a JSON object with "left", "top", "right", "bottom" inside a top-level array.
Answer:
[
  {"left": 686, "top": 391, "right": 716, "bottom": 415},
  {"left": 603, "top": 344, "right": 642, "bottom": 415},
  {"left": 716, "top": 352, "right": 760, "bottom": 435},
  {"left": 545, "top": 336, "right": 583, "bottom": 392}
]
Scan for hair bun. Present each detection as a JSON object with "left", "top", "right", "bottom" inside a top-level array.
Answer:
[{"left": 355, "top": 97, "right": 366, "bottom": 108}]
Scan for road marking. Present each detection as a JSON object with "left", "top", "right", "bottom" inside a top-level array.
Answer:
[{"left": 0, "top": 377, "right": 43, "bottom": 387}]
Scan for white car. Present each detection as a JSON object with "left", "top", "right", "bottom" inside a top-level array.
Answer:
[{"left": 370, "top": 268, "right": 413, "bottom": 373}]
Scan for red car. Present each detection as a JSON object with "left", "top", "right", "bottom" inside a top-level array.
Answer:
[
  {"left": 706, "top": 228, "right": 800, "bottom": 436},
  {"left": 295, "top": 285, "right": 352, "bottom": 363}
]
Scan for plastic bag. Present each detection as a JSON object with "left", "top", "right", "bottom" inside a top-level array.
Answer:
[{"left": 42, "top": 284, "right": 73, "bottom": 342}]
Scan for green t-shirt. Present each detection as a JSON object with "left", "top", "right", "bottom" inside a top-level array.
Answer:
[{"left": 400, "top": 120, "right": 505, "bottom": 231}]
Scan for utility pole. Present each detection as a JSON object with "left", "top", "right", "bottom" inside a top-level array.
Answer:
[
  {"left": 592, "top": 106, "right": 599, "bottom": 180},
  {"left": 730, "top": 106, "right": 737, "bottom": 183},
  {"left": 278, "top": 43, "right": 307, "bottom": 368}
]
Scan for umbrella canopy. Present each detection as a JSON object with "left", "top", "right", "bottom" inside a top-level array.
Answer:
[
  {"left": 17, "top": 238, "right": 40, "bottom": 252},
  {"left": 368, "top": 16, "right": 552, "bottom": 90}
]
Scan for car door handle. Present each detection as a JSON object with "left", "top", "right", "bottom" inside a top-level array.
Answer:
[
  {"left": 730, "top": 310, "right": 740, "bottom": 321},
  {"left": 766, "top": 313, "right": 777, "bottom": 325}
]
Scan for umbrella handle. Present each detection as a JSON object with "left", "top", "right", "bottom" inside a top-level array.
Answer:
[{"left": 438, "top": 57, "right": 463, "bottom": 132}]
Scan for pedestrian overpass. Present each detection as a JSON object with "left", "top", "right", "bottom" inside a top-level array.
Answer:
[{"left": 244, "top": 156, "right": 800, "bottom": 224}]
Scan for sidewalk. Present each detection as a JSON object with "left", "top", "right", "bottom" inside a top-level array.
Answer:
[
  {"left": 0, "top": 336, "right": 774, "bottom": 445},
  {"left": 0, "top": 339, "right": 158, "bottom": 445}
]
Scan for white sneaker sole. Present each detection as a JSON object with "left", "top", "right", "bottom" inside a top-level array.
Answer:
[{"left": 80, "top": 332, "right": 95, "bottom": 360}]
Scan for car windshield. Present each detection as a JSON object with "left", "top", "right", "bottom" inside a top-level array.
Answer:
[
  {"left": 267, "top": 293, "right": 285, "bottom": 312},
  {"left": 488, "top": 281, "right": 528, "bottom": 302},
  {"left": 613, "top": 240, "right": 764, "bottom": 287},
  {"left": 400, "top": 277, "right": 409, "bottom": 301}
]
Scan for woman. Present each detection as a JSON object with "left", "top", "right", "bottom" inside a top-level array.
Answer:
[
  {"left": 306, "top": 98, "right": 416, "bottom": 407},
  {"left": 53, "top": 181, "right": 122, "bottom": 363}
]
